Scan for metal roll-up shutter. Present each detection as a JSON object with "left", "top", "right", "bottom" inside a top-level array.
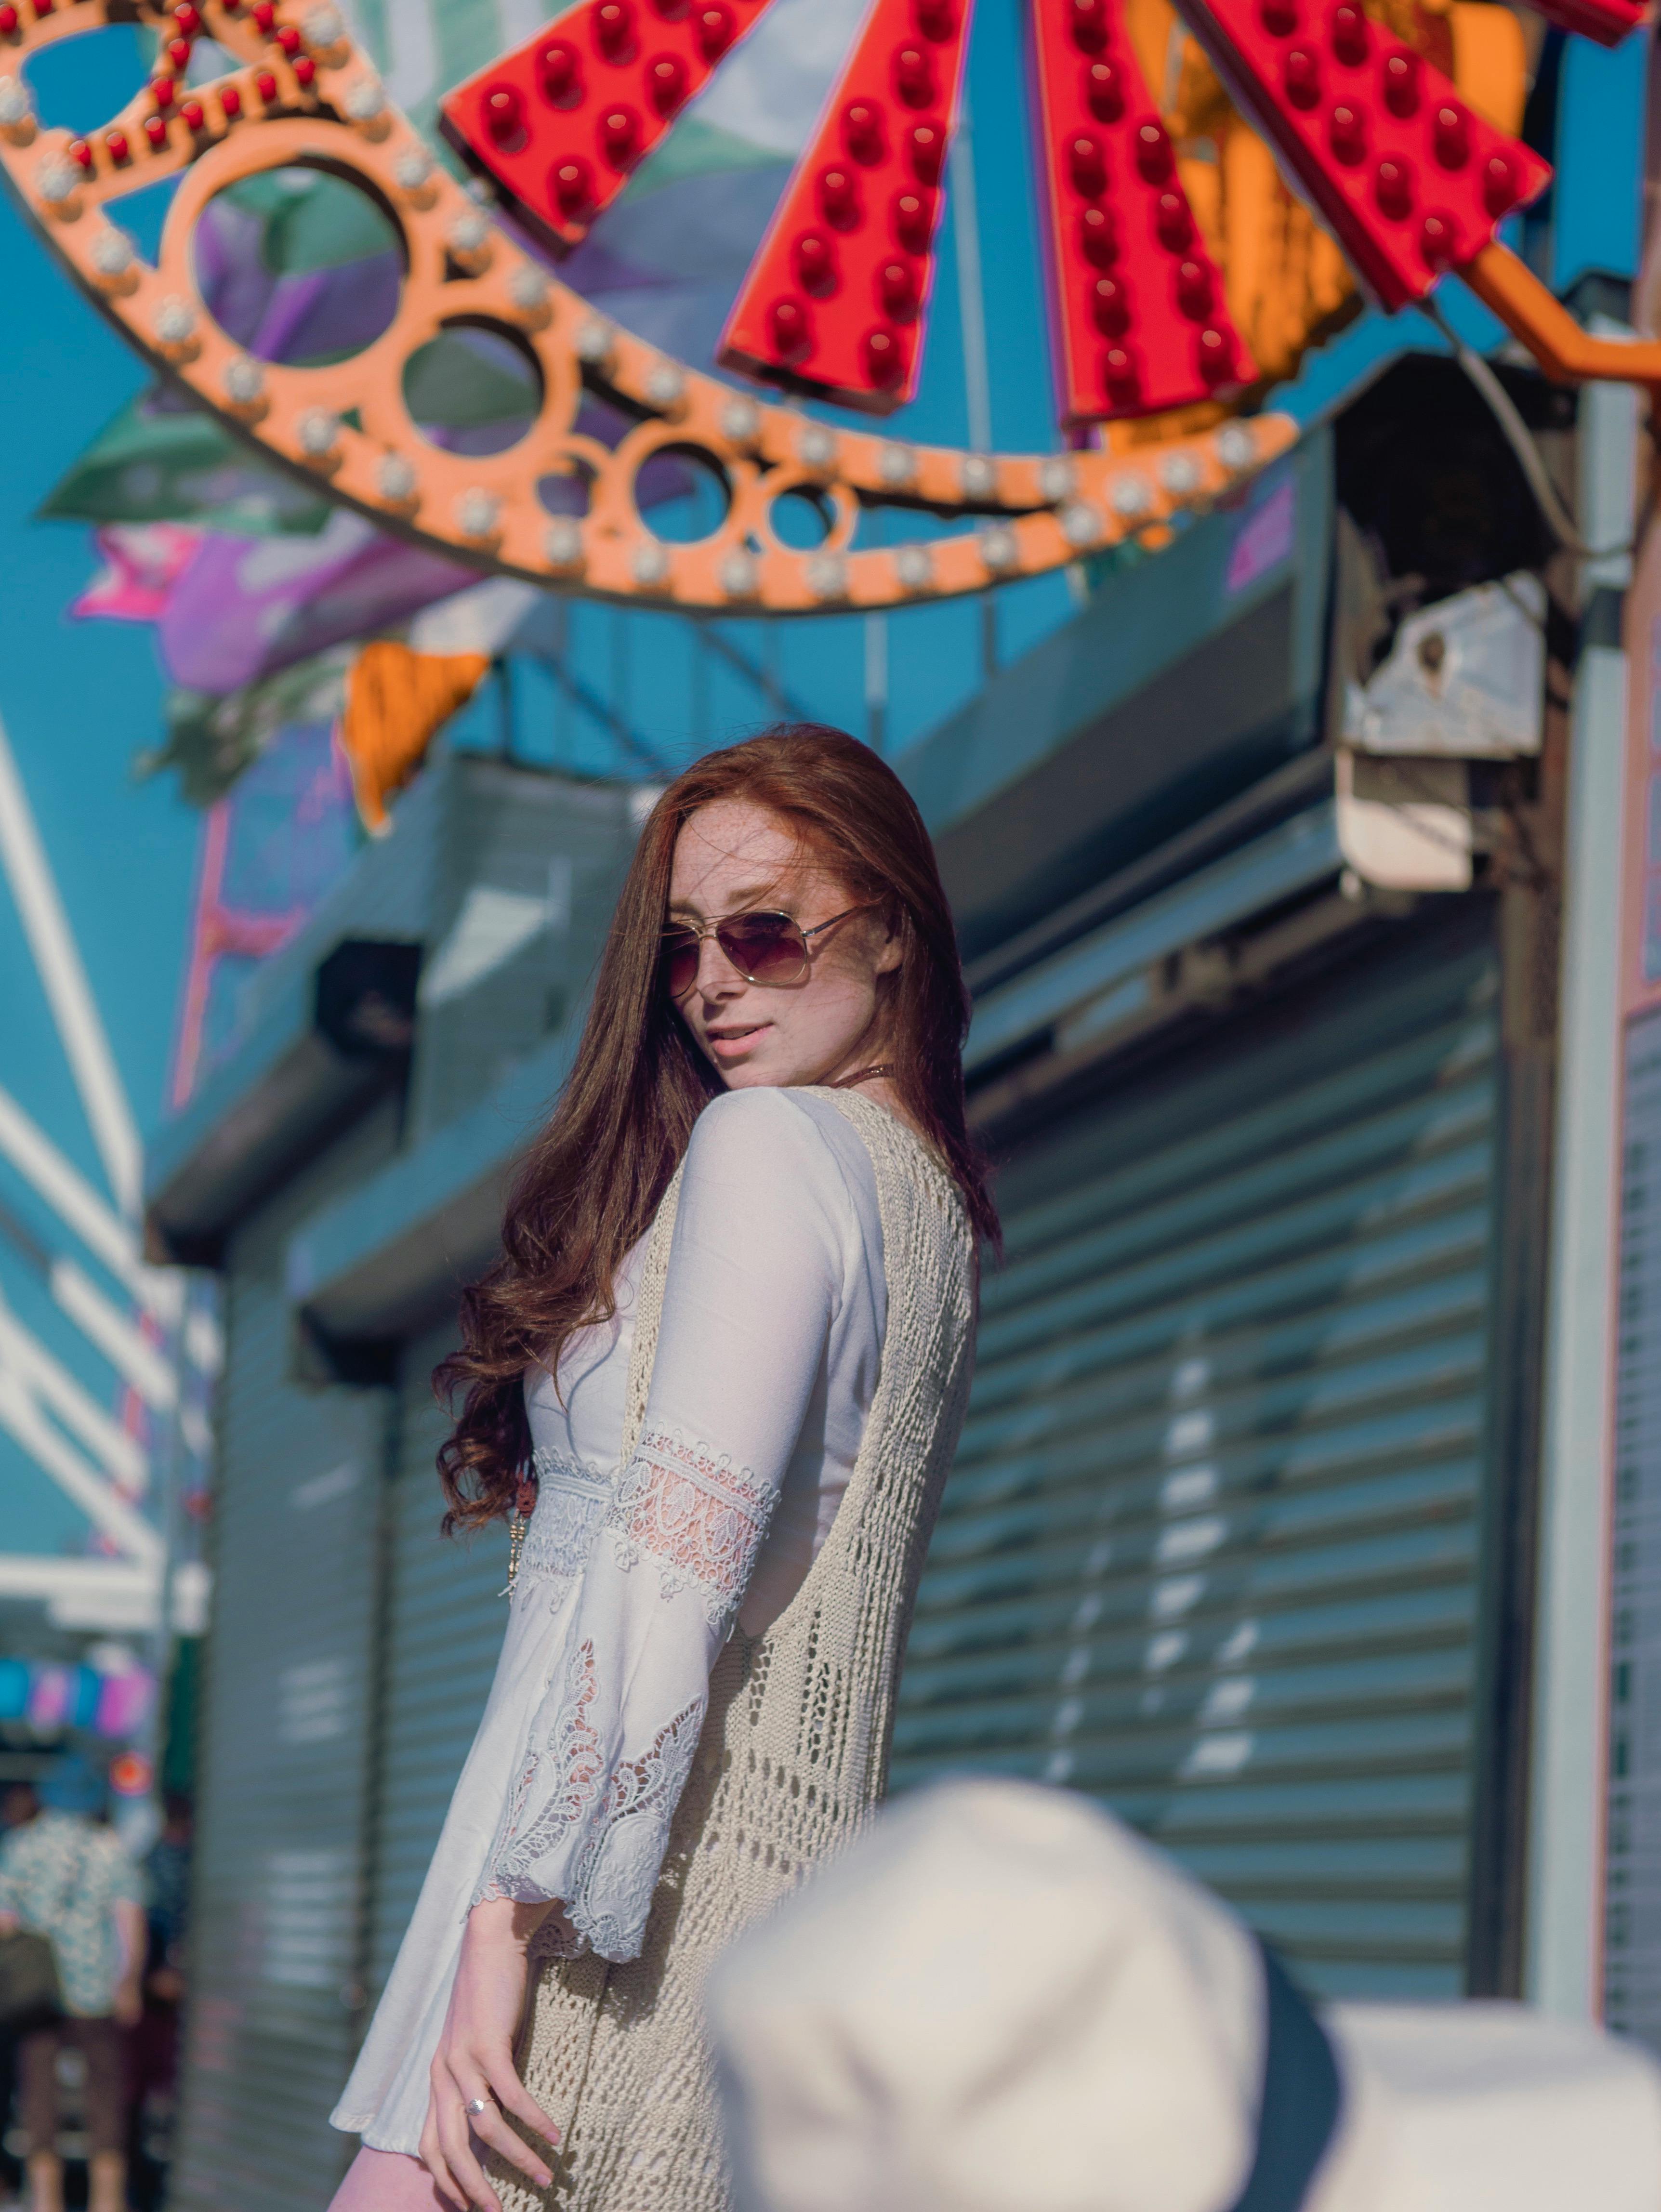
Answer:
[
  {"left": 366, "top": 1317, "right": 509, "bottom": 2002},
  {"left": 171, "top": 1102, "right": 401, "bottom": 2212},
  {"left": 1605, "top": 1006, "right": 1661, "bottom": 2053},
  {"left": 895, "top": 909, "right": 1505, "bottom": 2001}
]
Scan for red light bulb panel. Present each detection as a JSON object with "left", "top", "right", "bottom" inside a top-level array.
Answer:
[
  {"left": 441, "top": 0, "right": 779, "bottom": 252},
  {"left": 1178, "top": 0, "right": 1550, "bottom": 310},
  {"left": 717, "top": 0, "right": 976, "bottom": 411},
  {"left": 1028, "top": 0, "right": 1254, "bottom": 424}
]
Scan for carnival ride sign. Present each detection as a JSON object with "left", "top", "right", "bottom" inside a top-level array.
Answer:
[{"left": 0, "top": 0, "right": 1652, "bottom": 621}]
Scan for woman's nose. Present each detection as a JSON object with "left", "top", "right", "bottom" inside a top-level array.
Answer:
[{"left": 695, "top": 933, "right": 742, "bottom": 995}]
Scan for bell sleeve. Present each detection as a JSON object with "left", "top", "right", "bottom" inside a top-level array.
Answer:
[{"left": 474, "top": 1087, "right": 853, "bottom": 1962}]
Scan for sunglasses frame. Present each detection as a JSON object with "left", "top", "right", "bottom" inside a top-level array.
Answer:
[{"left": 660, "top": 903, "right": 876, "bottom": 997}]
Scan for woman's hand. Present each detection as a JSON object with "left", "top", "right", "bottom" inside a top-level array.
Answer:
[{"left": 421, "top": 1897, "right": 563, "bottom": 2211}]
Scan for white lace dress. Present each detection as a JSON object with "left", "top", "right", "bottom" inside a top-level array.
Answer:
[{"left": 332, "top": 1086, "right": 888, "bottom": 2157}]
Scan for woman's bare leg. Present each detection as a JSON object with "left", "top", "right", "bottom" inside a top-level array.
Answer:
[{"left": 330, "top": 2146, "right": 459, "bottom": 2211}]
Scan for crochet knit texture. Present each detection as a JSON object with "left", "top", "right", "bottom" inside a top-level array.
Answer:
[{"left": 495, "top": 1090, "right": 977, "bottom": 2211}]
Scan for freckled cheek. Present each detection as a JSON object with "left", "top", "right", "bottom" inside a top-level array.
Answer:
[{"left": 790, "top": 971, "right": 876, "bottom": 1040}]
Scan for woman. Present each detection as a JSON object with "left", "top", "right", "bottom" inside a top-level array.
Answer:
[{"left": 330, "top": 724, "right": 994, "bottom": 2212}]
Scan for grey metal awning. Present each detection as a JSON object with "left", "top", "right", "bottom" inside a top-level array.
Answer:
[
  {"left": 145, "top": 940, "right": 421, "bottom": 1263},
  {"left": 966, "top": 802, "right": 1344, "bottom": 1074},
  {"left": 283, "top": 1025, "right": 579, "bottom": 1341}
]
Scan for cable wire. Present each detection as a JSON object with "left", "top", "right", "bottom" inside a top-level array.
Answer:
[{"left": 1422, "top": 297, "right": 1631, "bottom": 562}]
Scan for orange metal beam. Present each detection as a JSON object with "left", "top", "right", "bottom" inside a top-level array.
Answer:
[{"left": 1460, "top": 241, "right": 1661, "bottom": 387}]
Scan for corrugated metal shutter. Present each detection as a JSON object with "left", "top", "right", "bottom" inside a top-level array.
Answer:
[
  {"left": 366, "top": 1317, "right": 510, "bottom": 2001},
  {"left": 171, "top": 1101, "right": 402, "bottom": 2212},
  {"left": 895, "top": 911, "right": 1503, "bottom": 2001},
  {"left": 1605, "top": 1006, "right": 1661, "bottom": 2053}
]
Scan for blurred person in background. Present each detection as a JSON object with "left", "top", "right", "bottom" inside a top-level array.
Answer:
[
  {"left": 0, "top": 1781, "right": 43, "bottom": 2210},
  {"left": 0, "top": 1761, "right": 144, "bottom": 2212},
  {"left": 138, "top": 1795, "right": 190, "bottom": 1995},
  {"left": 128, "top": 1794, "right": 193, "bottom": 2204}
]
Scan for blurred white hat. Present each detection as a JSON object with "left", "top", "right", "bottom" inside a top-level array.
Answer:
[{"left": 706, "top": 1778, "right": 1661, "bottom": 2212}]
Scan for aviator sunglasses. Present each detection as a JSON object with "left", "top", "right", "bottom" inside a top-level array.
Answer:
[{"left": 660, "top": 904, "right": 875, "bottom": 999}]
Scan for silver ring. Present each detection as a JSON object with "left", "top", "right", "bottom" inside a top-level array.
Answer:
[{"left": 465, "top": 2096, "right": 493, "bottom": 2117}]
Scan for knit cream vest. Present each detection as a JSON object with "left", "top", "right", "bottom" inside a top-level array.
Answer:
[{"left": 496, "top": 1090, "right": 978, "bottom": 2212}]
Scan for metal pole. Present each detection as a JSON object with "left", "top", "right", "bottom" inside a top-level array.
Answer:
[
  {"left": 612, "top": 606, "right": 631, "bottom": 750},
  {"left": 949, "top": 89, "right": 999, "bottom": 683},
  {"left": 950, "top": 91, "right": 993, "bottom": 455},
  {"left": 691, "top": 618, "right": 710, "bottom": 753},
  {"left": 864, "top": 613, "right": 889, "bottom": 755},
  {"left": 495, "top": 654, "right": 514, "bottom": 762},
  {"left": 1526, "top": 342, "right": 1638, "bottom": 2017},
  {"left": 553, "top": 597, "right": 568, "bottom": 767}
]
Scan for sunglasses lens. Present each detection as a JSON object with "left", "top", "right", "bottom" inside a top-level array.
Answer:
[
  {"left": 661, "top": 929, "right": 700, "bottom": 996},
  {"left": 719, "top": 912, "right": 805, "bottom": 982}
]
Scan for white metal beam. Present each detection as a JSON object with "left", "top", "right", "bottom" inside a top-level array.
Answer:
[
  {"left": 0, "top": 1080, "right": 179, "bottom": 1323},
  {"left": 0, "top": 1368, "right": 162, "bottom": 1564},
  {"left": 0, "top": 1552, "right": 159, "bottom": 1632},
  {"left": 0, "top": 710, "right": 141, "bottom": 1218},
  {"left": 0, "top": 1079, "right": 135, "bottom": 1282},
  {"left": 0, "top": 1287, "right": 147, "bottom": 1493},
  {"left": 49, "top": 1259, "right": 176, "bottom": 1410}
]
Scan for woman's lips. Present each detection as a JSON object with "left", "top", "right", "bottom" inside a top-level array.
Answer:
[{"left": 709, "top": 1025, "right": 768, "bottom": 1060}]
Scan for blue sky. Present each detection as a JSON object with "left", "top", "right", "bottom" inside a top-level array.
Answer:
[{"left": 0, "top": 1, "right": 1645, "bottom": 1566}]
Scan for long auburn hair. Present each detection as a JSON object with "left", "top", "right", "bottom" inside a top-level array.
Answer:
[{"left": 435, "top": 723, "right": 997, "bottom": 1532}]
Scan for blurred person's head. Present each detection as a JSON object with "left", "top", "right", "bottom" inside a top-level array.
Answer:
[
  {"left": 38, "top": 1752, "right": 106, "bottom": 1819},
  {"left": 1, "top": 1780, "right": 39, "bottom": 1828},
  {"left": 708, "top": 1779, "right": 1661, "bottom": 2212}
]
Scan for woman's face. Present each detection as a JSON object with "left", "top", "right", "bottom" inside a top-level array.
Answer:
[{"left": 667, "top": 799, "right": 901, "bottom": 1093}]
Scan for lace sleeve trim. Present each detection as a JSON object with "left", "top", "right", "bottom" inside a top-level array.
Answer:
[
  {"left": 473, "top": 1639, "right": 606, "bottom": 1912},
  {"left": 605, "top": 1425, "right": 780, "bottom": 1632},
  {"left": 472, "top": 1637, "right": 709, "bottom": 1962},
  {"left": 566, "top": 1692, "right": 705, "bottom": 1960},
  {"left": 513, "top": 1448, "right": 613, "bottom": 1603}
]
